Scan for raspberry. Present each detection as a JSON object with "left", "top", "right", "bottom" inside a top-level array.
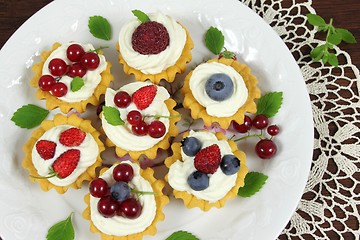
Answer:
[
  {"left": 194, "top": 144, "right": 221, "bottom": 174},
  {"left": 59, "top": 127, "right": 86, "bottom": 147},
  {"left": 52, "top": 149, "right": 81, "bottom": 178},
  {"left": 35, "top": 140, "right": 57, "bottom": 160},
  {"left": 132, "top": 85, "right": 157, "bottom": 110},
  {"left": 132, "top": 21, "right": 170, "bottom": 55}
]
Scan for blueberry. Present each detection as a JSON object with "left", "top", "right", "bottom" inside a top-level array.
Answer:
[
  {"left": 220, "top": 155, "right": 240, "bottom": 175},
  {"left": 205, "top": 73, "right": 234, "bottom": 101},
  {"left": 187, "top": 171, "right": 209, "bottom": 191},
  {"left": 110, "top": 181, "right": 130, "bottom": 201},
  {"left": 181, "top": 137, "right": 202, "bottom": 156}
]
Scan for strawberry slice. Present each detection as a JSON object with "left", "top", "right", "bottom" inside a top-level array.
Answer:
[
  {"left": 194, "top": 144, "right": 221, "bottom": 174},
  {"left": 52, "top": 149, "right": 80, "bottom": 179},
  {"left": 36, "top": 140, "right": 57, "bottom": 160},
  {"left": 132, "top": 85, "right": 157, "bottom": 110},
  {"left": 59, "top": 127, "right": 86, "bottom": 147}
]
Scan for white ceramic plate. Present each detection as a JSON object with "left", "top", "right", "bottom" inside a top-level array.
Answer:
[{"left": 0, "top": 0, "right": 313, "bottom": 239}]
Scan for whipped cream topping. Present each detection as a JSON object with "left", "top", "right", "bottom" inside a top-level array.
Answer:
[
  {"left": 189, "top": 62, "right": 248, "bottom": 117},
  {"left": 119, "top": 12, "right": 187, "bottom": 74},
  {"left": 42, "top": 42, "right": 107, "bottom": 102},
  {"left": 90, "top": 161, "right": 156, "bottom": 236},
  {"left": 168, "top": 131, "right": 238, "bottom": 202},
  {"left": 102, "top": 82, "right": 171, "bottom": 151},
  {"left": 31, "top": 125, "right": 99, "bottom": 186}
]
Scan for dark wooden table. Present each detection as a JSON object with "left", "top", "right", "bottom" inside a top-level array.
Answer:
[{"left": 0, "top": 1, "right": 359, "bottom": 240}]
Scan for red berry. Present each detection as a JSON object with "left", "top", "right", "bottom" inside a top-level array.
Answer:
[
  {"left": 52, "top": 149, "right": 80, "bottom": 178},
  {"left": 132, "top": 85, "right": 157, "bottom": 110},
  {"left": 194, "top": 144, "right": 221, "bottom": 174},
  {"left": 148, "top": 121, "right": 166, "bottom": 138},
  {"left": 59, "top": 127, "right": 86, "bottom": 147},
  {"left": 252, "top": 114, "right": 269, "bottom": 129},
  {"left": 38, "top": 75, "right": 56, "bottom": 91},
  {"left": 118, "top": 198, "right": 142, "bottom": 219},
  {"left": 132, "top": 21, "right": 170, "bottom": 55},
  {"left": 267, "top": 125, "right": 280, "bottom": 136},
  {"left": 113, "top": 163, "right": 134, "bottom": 182},
  {"left": 67, "top": 63, "right": 87, "bottom": 78},
  {"left": 132, "top": 121, "right": 148, "bottom": 136},
  {"left": 66, "top": 44, "right": 85, "bottom": 62},
  {"left": 48, "top": 58, "right": 68, "bottom": 76},
  {"left": 51, "top": 82, "right": 68, "bottom": 97},
  {"left": 127, "top": 110, "right": 142, "bottom": 126},
  {"left": 80, "top": 52, "right": 100, "bottom": 70},
  {"left": 97, "top": 195, "right": 119, "bottom": 218},
  {"left": 114, "top": 91, "right": 131, "bottom": 108},
  {"left": 255, "top": 139, "right": 277, "bottom": 159},
  {"left": 35, "top": 140, "right": 57, "bottom": 160},
  {"left": 233, "top": 115, "right": 252, "bottom": 133},
  {"left": 90, "top": 178, "right": 109, "bottom": 198}
]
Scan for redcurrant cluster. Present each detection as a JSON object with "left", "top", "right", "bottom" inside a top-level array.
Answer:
[
  {"left": 89, "top": 163, "right": 143, "bottom": 219},
  {"left": 38, "top": 43, "right": 100, "bottom": 97},
  {"left": 233, "top": 114, "right": 280, "bottom": 159}
]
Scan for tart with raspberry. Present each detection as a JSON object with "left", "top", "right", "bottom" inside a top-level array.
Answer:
[
  {"left": 165, "top": 130, "right": 248, "bottom": 211},
  {"left": 182, "top": 58, "right": 261, "bottom": 129},
  {"left": 22, "top": 114, "right": 104, "bottom": 194},
  {"left": 30, "top": 42, "right": 114, "bottom": 113},
  {"left": 83, "top": 161, "right": 168, "bottom": 239},
  {"left": 117, "top": 10, "right": 193, "bottom": 84},
  {"left": 101, "top": 81, "right": 180, "bottom": 160}
]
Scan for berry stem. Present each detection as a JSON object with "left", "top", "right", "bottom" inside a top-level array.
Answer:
[
  {"left": 90, "top": 46, "right": 109, "bottom": 53},
  {"left": 131, "top": 189, "right": 157, "bottom": 196},
  {"left": 234, "top": 133, "right": 263, "bottom": 142},
  {"left": 144, "top": 114, "right": 181, "bottom": 119}
]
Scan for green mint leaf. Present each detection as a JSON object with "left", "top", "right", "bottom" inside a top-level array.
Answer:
[
  {"left": 205, "top": 26, "right": 225, "bottom": 55},
  {"left": 88, "top": 16, "right": 112, "bottom": 40},
  {"left": 336, "top": 28, "right": 357, "bottom": 44},
  {"left": 70, "top": 77, "right": 84, "bottom": 92},
  {"left": 132, "top": 10, "right": 150, "bottom": 23},
  {"left": 310, "top": 45, "right": 325, "bottom": 61},
  {"left": 327, "top": 53, "right": 339, "bottom": 67},
  {"left": 328, "top": 32, "right": 342, "bottom": 45},
  {"left": 256, "top": 92, "right": 283, "bottom": 118},
  {"left": 103, "top": 106, "right": 124, "bottom": 126},
  {"left": 322, "top": 51, "right": 329, "bottom": 64},
  {"left": 307, "top": 14, "right": 327, "bottom": 27},
  {"left": 238, "top": 172, "right": 268, "bottom": 198},
  {"left": 11, "top": 104, "right": 49, "bottom": 129},
  {"left": 46, "top": 212, "right": 74, "bottom": 240},
  {"left": 166, "top": 230, "right": 200, "bottom": 240}
]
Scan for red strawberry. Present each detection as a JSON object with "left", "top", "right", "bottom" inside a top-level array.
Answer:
[
  {"left": 132, "top": 85, "right": 157, "bottom": 110},
  {"left": 59, "top": 127, "right": 86, "bottom": 147},
  {"left": 36, "top": 140, "right": 57, "bottom": 160},
  {"left": 52, "top": 149, "right": 80, "bottom": 178},
  {"left": 194, "top": 144, "right": 221, "bottom": 174}
]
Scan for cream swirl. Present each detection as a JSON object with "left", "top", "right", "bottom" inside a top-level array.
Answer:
[
  {"left": 168, "top": 131, "right": 238, "bottom": 202},
  {"left": 102, "top": 82, "right": 170, "bottom": 151},
  {"left": 118, "top": 12, "right": 186, "bottom": 74},
  {"left": 31, "top": 125, "right": 99, "bottom": 186},
  {"left": 42, "top": 42, "right": 107, "bottom": 102},
  {"left": 189, "top": 62, "right": 248, "bottom": 117},
  {"left": 89, "top": 161, "right": 156, "bottom": 236}
]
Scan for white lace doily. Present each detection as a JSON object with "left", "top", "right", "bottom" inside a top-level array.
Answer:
[{"left": 240, "top": 0, "right": 360, "bottom": 239}]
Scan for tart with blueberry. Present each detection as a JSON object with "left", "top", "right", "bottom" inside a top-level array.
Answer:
[
  {"left": 30, "top": 42, "right": 114, "bottom": 113},
  {"left": 83, "top": 161, "right": 168, "bottom": 239},
  {"left": 165, "top": 130, "right": 248, "bottom": 211},
  {"left": 101, "top": 81, "right": 180, "bottom": 159},
  {"left": 117, "top": 10, "right": 193, "bottom": 84},
  {"left": 22, "top": 114, "right": 104, "bottom": 194}
]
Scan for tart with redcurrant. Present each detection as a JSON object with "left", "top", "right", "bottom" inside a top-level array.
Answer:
[
  {"left": 165, "top": 130, "right": 248, "bottom": 211},
  {"left": 101, "top": 81, "right": 180, "bottom": 160},
  {"left": 83, "top": 161, "right": 168, "bottom": 239},
  {"left": 30, "top": 42, "right": 114, "bottom": 113},
  {"left": 117, "top": 10, "right": 194, "bottom": 84},
  {"left": 22, "top": 114, "right": 104, "bottom": 194}
]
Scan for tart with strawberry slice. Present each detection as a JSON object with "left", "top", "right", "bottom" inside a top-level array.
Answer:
[
  {"left": 83, "top": 161, "right": 169, "bottom": 239},
  {"left": 22, "top": 114, "right": 104, "bottom": 194},
  {"left": 30, "top": 42, "right": 114, "bottom": 113},
  {"left": 117, "top": 10, "right": 193, "bottom": 84},
  {"left": 101, "top": 82, "right": 180, "bottom": 159},
  {"left": 165, "top": 130, "right": 248, "bottom": 211}
]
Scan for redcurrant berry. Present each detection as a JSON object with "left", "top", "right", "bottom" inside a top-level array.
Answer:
[
  {"left": 113, "top": 163, "right": 134, "bottom": 182},
  {"left": 148, "top": 120, "right": 166, "bottom": 138},
  {"left": 80, "top": 52, "right": 100, "bottom": 70},
  {"left": 97, "top": 195, "right": 119, "bottom": 218},
  {"left": 48, "top": 58, "right": 68, "bottom": 76},
  {"left": 233, "top": 115, "right": 252, "bottom": 133},
  {"left": 127, "top": 110, "right": 142, "bottom": 126},
  {"left": 114, "top": 91, "right": 131, "bottom": 108},
  {"left": 66, "top": 44, "right": 85, "bottom": 62},
  {"left": 132, "top": 121, "right": 148, "bottom": 136},
  {"left": 89, "top": 178, "right": 108, "bottom": 198},
  {"left": 38, "top": 75, "right": 56, "bottom": 91},
  {"left": 118, "top": 198, "right": 142, "bottom": 219},
  {"left": 252, "top": 114, "right": 269, "bottom": 129},
  {"left": 51, "top": 82, "right": 68, "bottom": 97},
  {"left": 255, "top": 139, "right": 277, "bottom": 159},
  {"left": 67, "top": 63, "right": 87, "bottom": 78},
  {"left": 267, "top": 125, "right": 280, "bottom": 136}
]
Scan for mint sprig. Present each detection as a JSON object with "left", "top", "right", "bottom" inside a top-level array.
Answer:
[
  {"left": 205, "top": 26, "right": 225, "bottom": 55},
  {"left": 256, "top": 92, "right": 283, "bottom": 118},
  {"left": 11, "top": 104, "right": 49, "bottom": 129},
  {"left": 88, "top": 16, "right": 112, "bottom": 40},
  {"left": 238, "top": 172, "right": 268, "bottom": 198},
  {"left": 70, "top": 77, "right": 84, "bottom": 92},
  {"left": 166, "top": 230, "right": 199, "bottom": 240},
  {"left": 307, "top": 14, "right": 356, "bottom": 67},
  {"left": 46, "top": 212, "right": 74, "bottom": 240},
  {"left": 103, "top": 106, "right": 124, "bottom": 126},
  {"left": 132, "top": 10, "right": 150, "bottom": 23}
]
